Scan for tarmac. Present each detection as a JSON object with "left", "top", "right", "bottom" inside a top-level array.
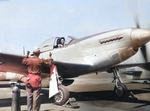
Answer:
[{"left": 0, "top": 72, "right": 150, "bottom": 111}]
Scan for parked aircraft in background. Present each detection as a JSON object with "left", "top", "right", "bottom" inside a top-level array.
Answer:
[
  {"left": 118, "top": 42, "right": 150, "bottom": 83},
  {"left": 0, "top": 28, "right": 150, "bottom": 105}
]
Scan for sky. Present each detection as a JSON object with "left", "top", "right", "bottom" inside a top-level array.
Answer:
[{"left": 0, "top": 0, "right": 150, "bottom": 54}]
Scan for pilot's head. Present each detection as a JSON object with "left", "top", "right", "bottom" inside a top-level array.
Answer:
[
  {"left": 61, "top": 38, "right": 65, "bottom": 45},
  {"left": 59, "top": 37, "right": 65, "bottom": 46}
]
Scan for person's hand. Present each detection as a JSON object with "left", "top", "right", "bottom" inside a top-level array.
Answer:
[
  {"left": 49, "top": 52, "right": 52, "bottom": 57},
  {"left": 27, "top": 51, "right": 30, "bottom": 58}
]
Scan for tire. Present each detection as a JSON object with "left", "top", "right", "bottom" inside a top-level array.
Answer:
[
  {"left": 54, "top": 85, "right": 70, "bottom": 105},
  {"left": 143, "top": 81, "right": 148, "bottom": 84},
  {"left": 114, "top": 82, "right": 128, "bottom": 98}
]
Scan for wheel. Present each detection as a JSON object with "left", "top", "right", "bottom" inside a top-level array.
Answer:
[
  {"left": 143, "top": 81, "right": 148, "bottom": 84},
  {"left": 114, "top": 82, "right": 128, "bottom": 98},
  {"left": 54, "top": 85, "right": 70, "bottom": 105}
]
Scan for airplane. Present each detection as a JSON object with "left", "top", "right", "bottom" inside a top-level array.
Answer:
[
  {"left": 0, "top": 28, "right": 150, "bottom": 105},
  {"left": 119, "top": 66, "right": 150, "bottom": 84}
]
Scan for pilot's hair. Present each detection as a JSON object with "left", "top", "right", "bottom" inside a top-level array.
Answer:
[
  {"left": 61, "top": 37, "right": 65, "bottom": 40},
  {"left": 57, "top": 37, "right": 65, "bottom": 44}
]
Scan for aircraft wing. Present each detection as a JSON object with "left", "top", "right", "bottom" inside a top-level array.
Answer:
[
  {"left": 0, "top": 52, "right": 52, "bottom": 75},
  {"left": 0, "top": 52, "right": 27, "bottom": 74},
  {"left": 53, "top": 61, "right": 92, "bottom": 78},
  {"left": 0, "top": 52, "right": 91, "bottom": 78}
]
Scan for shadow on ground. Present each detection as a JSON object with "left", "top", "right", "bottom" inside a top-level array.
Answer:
[{"left": 0, "top": 83, "right": 150, "bottom": 108}]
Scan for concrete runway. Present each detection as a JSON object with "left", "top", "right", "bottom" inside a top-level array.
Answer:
[{"left": 0, "top": 72, "right": 150, "bottom": 111}]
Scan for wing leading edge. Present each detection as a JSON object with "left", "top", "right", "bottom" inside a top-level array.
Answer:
[{"left": 0, "top": 52, "right": 91, "bottom": 78}]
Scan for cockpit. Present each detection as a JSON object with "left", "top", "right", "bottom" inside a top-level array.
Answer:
[
  {"left": 38, "top": 36, "right": 76, "bottom": 53},
  {"left": 54, "top": 37, "right": 65, "bottom": 48}
]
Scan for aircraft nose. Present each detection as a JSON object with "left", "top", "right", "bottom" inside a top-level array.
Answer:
[{"left": 131, "top": 29, "right": 150, "bottom": 50}]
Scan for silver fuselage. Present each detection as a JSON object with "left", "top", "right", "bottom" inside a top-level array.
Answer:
[{"left": 39, "top": 28, "right": 150, "bottom": 77}]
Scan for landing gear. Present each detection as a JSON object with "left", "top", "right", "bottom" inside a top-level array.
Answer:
[
  {"left": 112, "top": 68, "right": 136, "bottom": 99},
  {"left": 114, "top": 81, "right": 128, "bottom": 98},
  {"left": 54, "top": 85, "right": 70, "bottom": 105},
  {"left": 112, "top": 68, "right": 127, "bottom": 98}
]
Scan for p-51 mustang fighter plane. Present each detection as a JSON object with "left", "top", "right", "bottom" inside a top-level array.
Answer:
[{"left": 0, "top": 28, "right": 150, "bottom": 105}]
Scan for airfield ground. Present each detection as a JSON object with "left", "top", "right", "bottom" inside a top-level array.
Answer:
[{"left": 0, "top": 72, "right": 150, "bottom": 111}]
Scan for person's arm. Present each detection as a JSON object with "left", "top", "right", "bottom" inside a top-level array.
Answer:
[
  {"left": 20, "top": 76, "right": 27, "bottom": 84},
  {"left": 42, "top": 52, "right": 53, "bottom": 66},
  {"left": 21, "top": 51, "right": 30, "bottom": 84},
  {"left": 22, "top": 58, "right": 27, "bottom": 65},
  {"left": 22, "top": 51, "right": 30, "bottom": 65}
]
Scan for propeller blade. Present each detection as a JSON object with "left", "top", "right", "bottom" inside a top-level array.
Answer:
[
  {"left": 127, "top": 0, "right": 140, "bottom": 28},
  {"left": 140, "top": 45, "right": 147, "bottom": 62},
  {"left": 134, "top": 14, "right": 140, "bottom": 28},
  {"left": 145, "top": 42, "right": 150, "bottom": 62}
]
